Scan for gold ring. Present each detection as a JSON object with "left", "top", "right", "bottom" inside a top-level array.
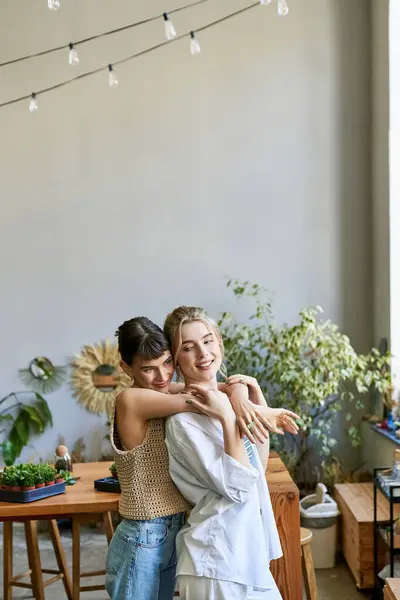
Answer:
[{"left": 247, "top": 421, "right": 256, "bottom": 431}]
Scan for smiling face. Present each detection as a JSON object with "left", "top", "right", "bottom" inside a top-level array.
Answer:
[
  {"left": 124, "top": 350, "right": 175, "bottom": 391},
  {"left": 176, "top": 320, "right": 222, "bottom": 384}
]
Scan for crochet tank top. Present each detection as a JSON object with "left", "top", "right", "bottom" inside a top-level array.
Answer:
[{"left": 110, "top": 399, "right": 191, "bottom": 520}]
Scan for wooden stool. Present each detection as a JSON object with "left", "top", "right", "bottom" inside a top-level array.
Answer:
[
  {"left": 3, "top": 519, "right": 72, "bottom": 600},
  {"left": 71, "top": 511, "right": 114, "bottom": 599},
  {"left": 301, "top": 527, "right": 318, "bottom": 600}
]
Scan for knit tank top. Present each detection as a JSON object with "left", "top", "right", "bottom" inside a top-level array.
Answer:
[{"left": 109, "top": 399, "right": 191, "bottom": 520}]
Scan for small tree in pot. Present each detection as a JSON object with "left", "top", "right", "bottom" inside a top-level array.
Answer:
[{"left": 219, "top": 279, "right": 392, "bottom": 491}]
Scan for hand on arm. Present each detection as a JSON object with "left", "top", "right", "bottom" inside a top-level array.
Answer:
[
  {"left": 226, "top": 374, "right": 267, "bottom": 406},
  {"left": 220, "top": 380, "right": 272, "bottom": 444},
  {"left": 226, "top": 375, "right": 300, "bottom": 435}
]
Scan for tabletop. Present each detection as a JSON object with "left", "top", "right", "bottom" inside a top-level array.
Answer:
[
  {"left": 0, "top": 454, "right": 296, "bottom": 520},
  {"left": 0, "top": 462, "right": 117, "bottom": 520}
]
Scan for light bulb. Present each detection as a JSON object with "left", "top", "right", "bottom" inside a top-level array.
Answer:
[
  {"left": 278, "top": 0, "right": 289, "bottom": 16},
  {"left": 29, "top": 93, "right": 39, "bottom": 112},
  {"left": 108, "top": 65, "right": 119, "bottom": 88},
  {"left": 163, "top": 13, "right": 176, "bottom": 41},
  {"left": 48, "top": 0, "right": 60, "bottom": 10},
  {"left": 260, "top": 0, "right": 272, "bottom": 4},
  {"left": 68, "top": 43, "right": 79, "bottom": 66},
  {"left": 190, "top": 31, "right": 200, "bottom": 55}
]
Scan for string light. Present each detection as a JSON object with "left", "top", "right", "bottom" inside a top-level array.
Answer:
[
  {"left": 47, "top": 0, "right": 60, "bottom": 11},
  {"left": 29, "top": 93, "right": 39, "bottom": 112},
  {"left": 163, "top": 13, "right": 177, "bottom": 40},
  {"left": 190, "top": 31, "right": 201, "bottom": 55},
  {"left": 108, "top": 65, "right": 119, "bottom": 88},
  {"left": 68, "top": 44, "right": 80, "bottom": 66},
  {"left": 278, "top": 0, "right": 289, "bottom": 16},
  {"left": 3, "top": 1, "right": 289, "bottom": 112}
]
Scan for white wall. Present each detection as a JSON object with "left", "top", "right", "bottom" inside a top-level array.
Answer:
[{"left": 0, "top": 0, "right": 373, "bottom": 465}]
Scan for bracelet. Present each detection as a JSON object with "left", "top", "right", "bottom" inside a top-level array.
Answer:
[{"left": 227, "top": 380, "right": 248, "bottom": 388}]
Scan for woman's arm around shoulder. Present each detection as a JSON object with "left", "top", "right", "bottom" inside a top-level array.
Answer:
[{"left": 116, "top": 386, "right": 198, "bottom": 421}]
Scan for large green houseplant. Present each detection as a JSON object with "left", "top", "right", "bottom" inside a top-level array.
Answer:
[
  {"left": 218, "top": 279, "right": 392, "bottom": 489},
  {"left": 0, "top": 391, "right": 53, "bottom": 465}
]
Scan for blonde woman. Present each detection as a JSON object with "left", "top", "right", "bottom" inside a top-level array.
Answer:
[{"left": 164, "top": 306, "right": 299, "bottom": 600}]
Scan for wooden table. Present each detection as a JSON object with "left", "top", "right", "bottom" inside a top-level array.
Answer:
[
  {"left": 268, "top": 452, "right": 302, "bottom": 600},
  {"left": 0, "top": 462, "right": 117, "bottom": 600},
  {"left": 1, "top": 457, "right": 300, "bottom": 600}
]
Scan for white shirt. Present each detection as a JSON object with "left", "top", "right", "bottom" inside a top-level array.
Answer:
[{"left": 165, "top": 413, "right": 283, "bottom": 590}]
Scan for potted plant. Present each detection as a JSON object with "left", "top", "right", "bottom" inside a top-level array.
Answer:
[
  {"left": 42, "top": 464, "right": 56, "bottom": 486},
  {"left": 35, "top": 464, "right": 46, "bottom": 488},
  {"left": 58, "top": 469, "right": 75, "bottom": 485},
  {"left": 0, "top": 470, "right": 4, "bottom": 489},
  {"left": 20, "top": 468, "right": 36, "bottom": 492},
  {"left": 55, "top": 470, "right": 65, "bottom": 484},
  {"left": 219, "top": 278, "right": 393, "bottom": 492},
  {"left": 3, "top": 466, "right": 21, "bottom": 491},
  {"left": 109, "top": 463, "right": 118, "bottom": 480}
]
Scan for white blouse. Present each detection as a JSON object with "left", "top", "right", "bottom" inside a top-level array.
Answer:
[{"left": 165, "top": 413, "right": 283, "bottom": 591}]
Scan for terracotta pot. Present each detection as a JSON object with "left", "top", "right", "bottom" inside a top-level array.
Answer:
[
  {"left": 22, "top": 486, "right": 35, "bottom": 492},
  {"left": 45, "top": 481, "right": 55, "bottom": 486},
  {"left": 55, "top": 478, "right": 64, "bottom": 484},
  {"left": 36, "top": 483, "right": 45, "bottom": 489},
  {"left": 10, "top": 486, "right": 21, "bottom": 492}
]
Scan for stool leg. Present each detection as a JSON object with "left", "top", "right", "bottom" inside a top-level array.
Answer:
[
  {"left": 48, "top": 519, "right": 73, "bottom": 600},
  {"left": 102, "top": 512, "right": 114, "bottom": 544},
  {"left": 25, "top": 521, "right": 45, "bottom": 600},
  {"left": 3, "top": 521, "right": 13, "bottom": 600},
  {"left": 72, "top": 516, "right": 81, "bottom": 600},
  {"left": 302, "top": 543, "right": 318, "bottom": 600}
]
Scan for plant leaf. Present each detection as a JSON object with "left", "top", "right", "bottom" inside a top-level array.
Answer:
[
  {"left": 1, "top": 440, "right": 17, "bottom": 466},
  {"left": 8, "top": 426, "right": 24, "bottom": 459},
  {"left": 34, "top": 393, "right": 53, "bottom": 427},
  {"left": 21, "top": 405, "right": 45, "bottom": 433},
  {"left": 13, "top": 412, "right": 30, "bottom": 448}
]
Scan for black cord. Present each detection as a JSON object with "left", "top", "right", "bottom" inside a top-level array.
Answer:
[
  {"left": 0, "top": 1, "right": 260, "bottom": 110},
  {"left": 0, "top": 0, "right": 212, "bottom": 68}
]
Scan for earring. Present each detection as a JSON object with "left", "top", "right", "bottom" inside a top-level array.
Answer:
[{"left": 175, "top": 365, "right": 183, "bottom": 382}]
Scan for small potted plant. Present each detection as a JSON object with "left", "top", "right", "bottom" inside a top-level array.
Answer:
[
  {"left": 55, "top": 470, "right": 65, "bottom": 484},
  {"left": 43, "top": 464, "right": 57, "bottom": 486},
  {"left": 20, "top": 469, "right": 36, "bottom": 492},
  {"left": 35, "top": 464, "right": 46, "bottom": 489},
  {"left": 0, "top": 470, "right": 4, "bottom": 489},
  {"left": 3, "top": 466, "right": 21, "bottom": 491},
  {"left": 109, "top": 463, "right": 118, "bottom": 480}
]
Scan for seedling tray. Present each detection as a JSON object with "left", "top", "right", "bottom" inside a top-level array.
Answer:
[
  {"left": 0, "top": 482, "right": 66, "bottom": 503},
  {"left": 94, "top": 477, "right": 120, "bottom": 493}
]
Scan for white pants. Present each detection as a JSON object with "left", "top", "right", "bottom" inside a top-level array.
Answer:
[{"left": 177, "top": 574, "right": 282, "bottom": 600}]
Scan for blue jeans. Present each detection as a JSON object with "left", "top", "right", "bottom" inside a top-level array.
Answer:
[{"left": 105, "top": 513, "right": 186, "bottom": 600}]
